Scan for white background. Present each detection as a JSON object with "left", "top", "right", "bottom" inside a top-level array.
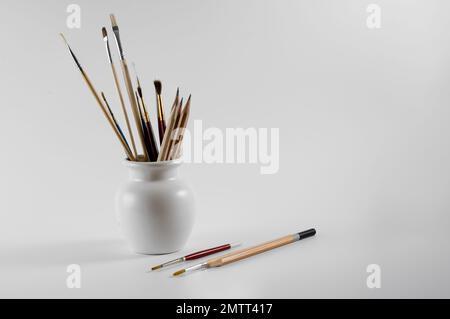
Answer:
[{"left": 0, "top": 0, "right": 449, "bottom": 298}]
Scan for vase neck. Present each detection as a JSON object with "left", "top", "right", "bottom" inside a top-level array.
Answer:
[{"left": 128, "top": 165, "right": 179, "bottom": 181}]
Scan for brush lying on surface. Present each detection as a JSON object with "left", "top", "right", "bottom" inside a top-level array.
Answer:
[
  {"left": 61, "top": 14, "right": 191, "bottom": 162},
  {"left": 173, "top": 229, "right": 317, "bottom": 276},
  {"left": 151, "top": 243, "right": 241, "bottom": 271}
]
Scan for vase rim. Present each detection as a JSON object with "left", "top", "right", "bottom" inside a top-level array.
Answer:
[{"left": 123, "top": 158, "right": 183, "bottom": 168}]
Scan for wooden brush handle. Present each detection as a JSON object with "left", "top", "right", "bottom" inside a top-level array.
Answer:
[
  {"left": 121, "top": 60, "right": 148, "bottom": 160},
  {"left": 82, "top": 72, "right": 134, "bottom": 160},
  {"left": 208, "top": 235, "right": 296, "bottom": 267},
  {"left": 110, "top": 62, "right": 137, "bottom": 158}
]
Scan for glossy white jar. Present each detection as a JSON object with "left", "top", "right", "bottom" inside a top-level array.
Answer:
[{"left": 115, "top": 159, "right": 195, "bottom": 254}]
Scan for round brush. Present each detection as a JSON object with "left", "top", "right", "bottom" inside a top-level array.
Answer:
[{"left": 151, "top": 243, "right": 240, "bottom": 271}]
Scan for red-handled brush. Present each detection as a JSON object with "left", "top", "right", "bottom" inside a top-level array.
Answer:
[{"left": 151, "top": 243, "right": 240, "bottom": 271}]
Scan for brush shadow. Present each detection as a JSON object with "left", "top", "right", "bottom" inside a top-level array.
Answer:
[{"left": 0, "top": 238, "right": 146, "bottom": 269}]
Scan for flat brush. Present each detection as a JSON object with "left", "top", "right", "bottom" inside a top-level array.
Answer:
[
  {"left": 110, "top": 14, "right": 148, "bottom": 160},
  {"left": 151, "top": 243, "right": 240, "bottom": 271},
  {"left": 101, "top": 92, "right": 132, "bottom": 154},
  {"left": 154, "top": 80, "right": 166, "bottom": 144},
  {"left": 60, "top": 33, "right": 134, "bottom": 160},
  {"left": 102, "top": 27, "right": 137, "bottom": 158},
  {"left": 173, "top": 228, "right": 316, "bottom": 276}
]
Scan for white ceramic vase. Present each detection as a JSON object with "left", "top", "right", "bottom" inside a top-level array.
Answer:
[{"left": 115, "top": 159, "right": 195, "bottom": 254}]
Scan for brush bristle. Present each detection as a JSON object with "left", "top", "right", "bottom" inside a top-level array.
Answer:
[
  {"left": 154, "top": 81, "right": 162, "bottom": 95},
  {"left": 110, "top": 14, "right": 118, "bottom": 28},
  {"left": 59, "top": 33, "right": 68, "bottom": 45},
  {"left": 102, "top": 27, "right": 107, "bottom": 39},
  {"left": 173, "top": 269, "right": 186, "bottom": 277},
  {"left": 151, "top": 265, "right": 162, "bottom": 271}
]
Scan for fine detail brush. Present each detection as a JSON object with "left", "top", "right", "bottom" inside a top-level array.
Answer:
[
  {"left": 151, "top": 243, "right": 240, "bottom": 271},
  {"left": 110, "top": 14, "right": 148, "bottom": 160},
  {"left": 101, "top": 92, "right": 132, "bottom": 154},
  {"left": 158, "top": 89, "right": 180, "bottom": 161},
  {"left": 60, "top": 33, "right": 134, "bottom": 161},
  {"left": 153, "top": 80, "right": 166, "bottom": 145},
  {"left": 135, "top": 90, "right": 155, "bottom": 160},
  {"left": 169, "top": 95, "right": 191, "bottom": 160},
  {"left": 164, "top": 98, "right": 183, "bottom": 160},
  {"left": 173, "top": 229, "right": 316, "bottom": 276},
  {"left": 171, "top": 88, "right": 179, "bottom": 113},
  {"left": 102, "top": 27, "right": 138, "bottom": 158}
]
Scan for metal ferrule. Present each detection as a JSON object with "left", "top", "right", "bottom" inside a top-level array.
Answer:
[
  {"left": 104, "top": 39, "right": 113, "bottom": 64},
  {"left": 161, "top": 257, "right": 185, "bottom": 268},
  {"left": 185, "top": 262, "right": 208, "bottom": 274},
  {"left": 112, "top": 29, "right": 125, "bottom": 60}
]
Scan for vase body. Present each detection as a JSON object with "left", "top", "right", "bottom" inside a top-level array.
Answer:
[{"left": 115, "top": 160, "right": 195, "bottom": 254}]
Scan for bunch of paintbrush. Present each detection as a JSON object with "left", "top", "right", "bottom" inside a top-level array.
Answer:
[{"left": 61, "top": 14, "right": 191, "bottom": 163}]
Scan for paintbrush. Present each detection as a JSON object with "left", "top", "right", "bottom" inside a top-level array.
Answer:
[
  {"left": 101, "top": 92, "right": 132, "bottom": 154},
  {"left": 135, "top": 90, "right": 157, "bottom": 161},
  {"left": 132, "top": 65, "right": 159, "bottom": 161},
  {"left": 169, "top": 95, "right": 191, "bottom": 160},
  {"left": 102, "top": 27, "right": 137, "bottom": 158},
  {"left": 153, "top": 80, "right": 166, "bottom": 145},
  {"left": 135, "top": 91, "right": 150, "bottom": 154},
  {"left": 110, "top": 14, "right": 148, "bottom": 161},
  {"left": 173, "top": 229, "right": 316, "bottom": 276},
  {"left": 158, "top": 89, "right": 180, "bottom": 161},
  {"left": 171, "top": 88, "right": 179, "bottom": 113},
  {"left": 164, "top": 98, "right": 183, "bottom": 161},
  {"left": 151, "top": 243, "right": 240, "bottom": 271},
  {"left": 60, "top": 33, "right": 134, "bottom": 160}
]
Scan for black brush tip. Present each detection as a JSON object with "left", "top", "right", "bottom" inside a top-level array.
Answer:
[
  {"left": 137, "top": 86, "right": 143, "bottom": 98},
  {"left": 154, "top": 80, "right": 162, "bottom": 95},
  {"left": 102, "top": 27, "right": 107, "bottom": 38},
  {"left": 298, "top": 228, "right": 316, "bottom": 240}
]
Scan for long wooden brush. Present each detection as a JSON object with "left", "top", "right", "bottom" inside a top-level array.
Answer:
[
  {"left": 60, "top": 33, "right": 134, "bottom": 160},
  {"left": 110, "top": 14, "right": 148, "bottom": 161},
  {"left": 102, "top": 27, "right": 137, "bottom": 158},
  {"left": 101, "top": 92, "right": 132, "bottom": 155}
]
